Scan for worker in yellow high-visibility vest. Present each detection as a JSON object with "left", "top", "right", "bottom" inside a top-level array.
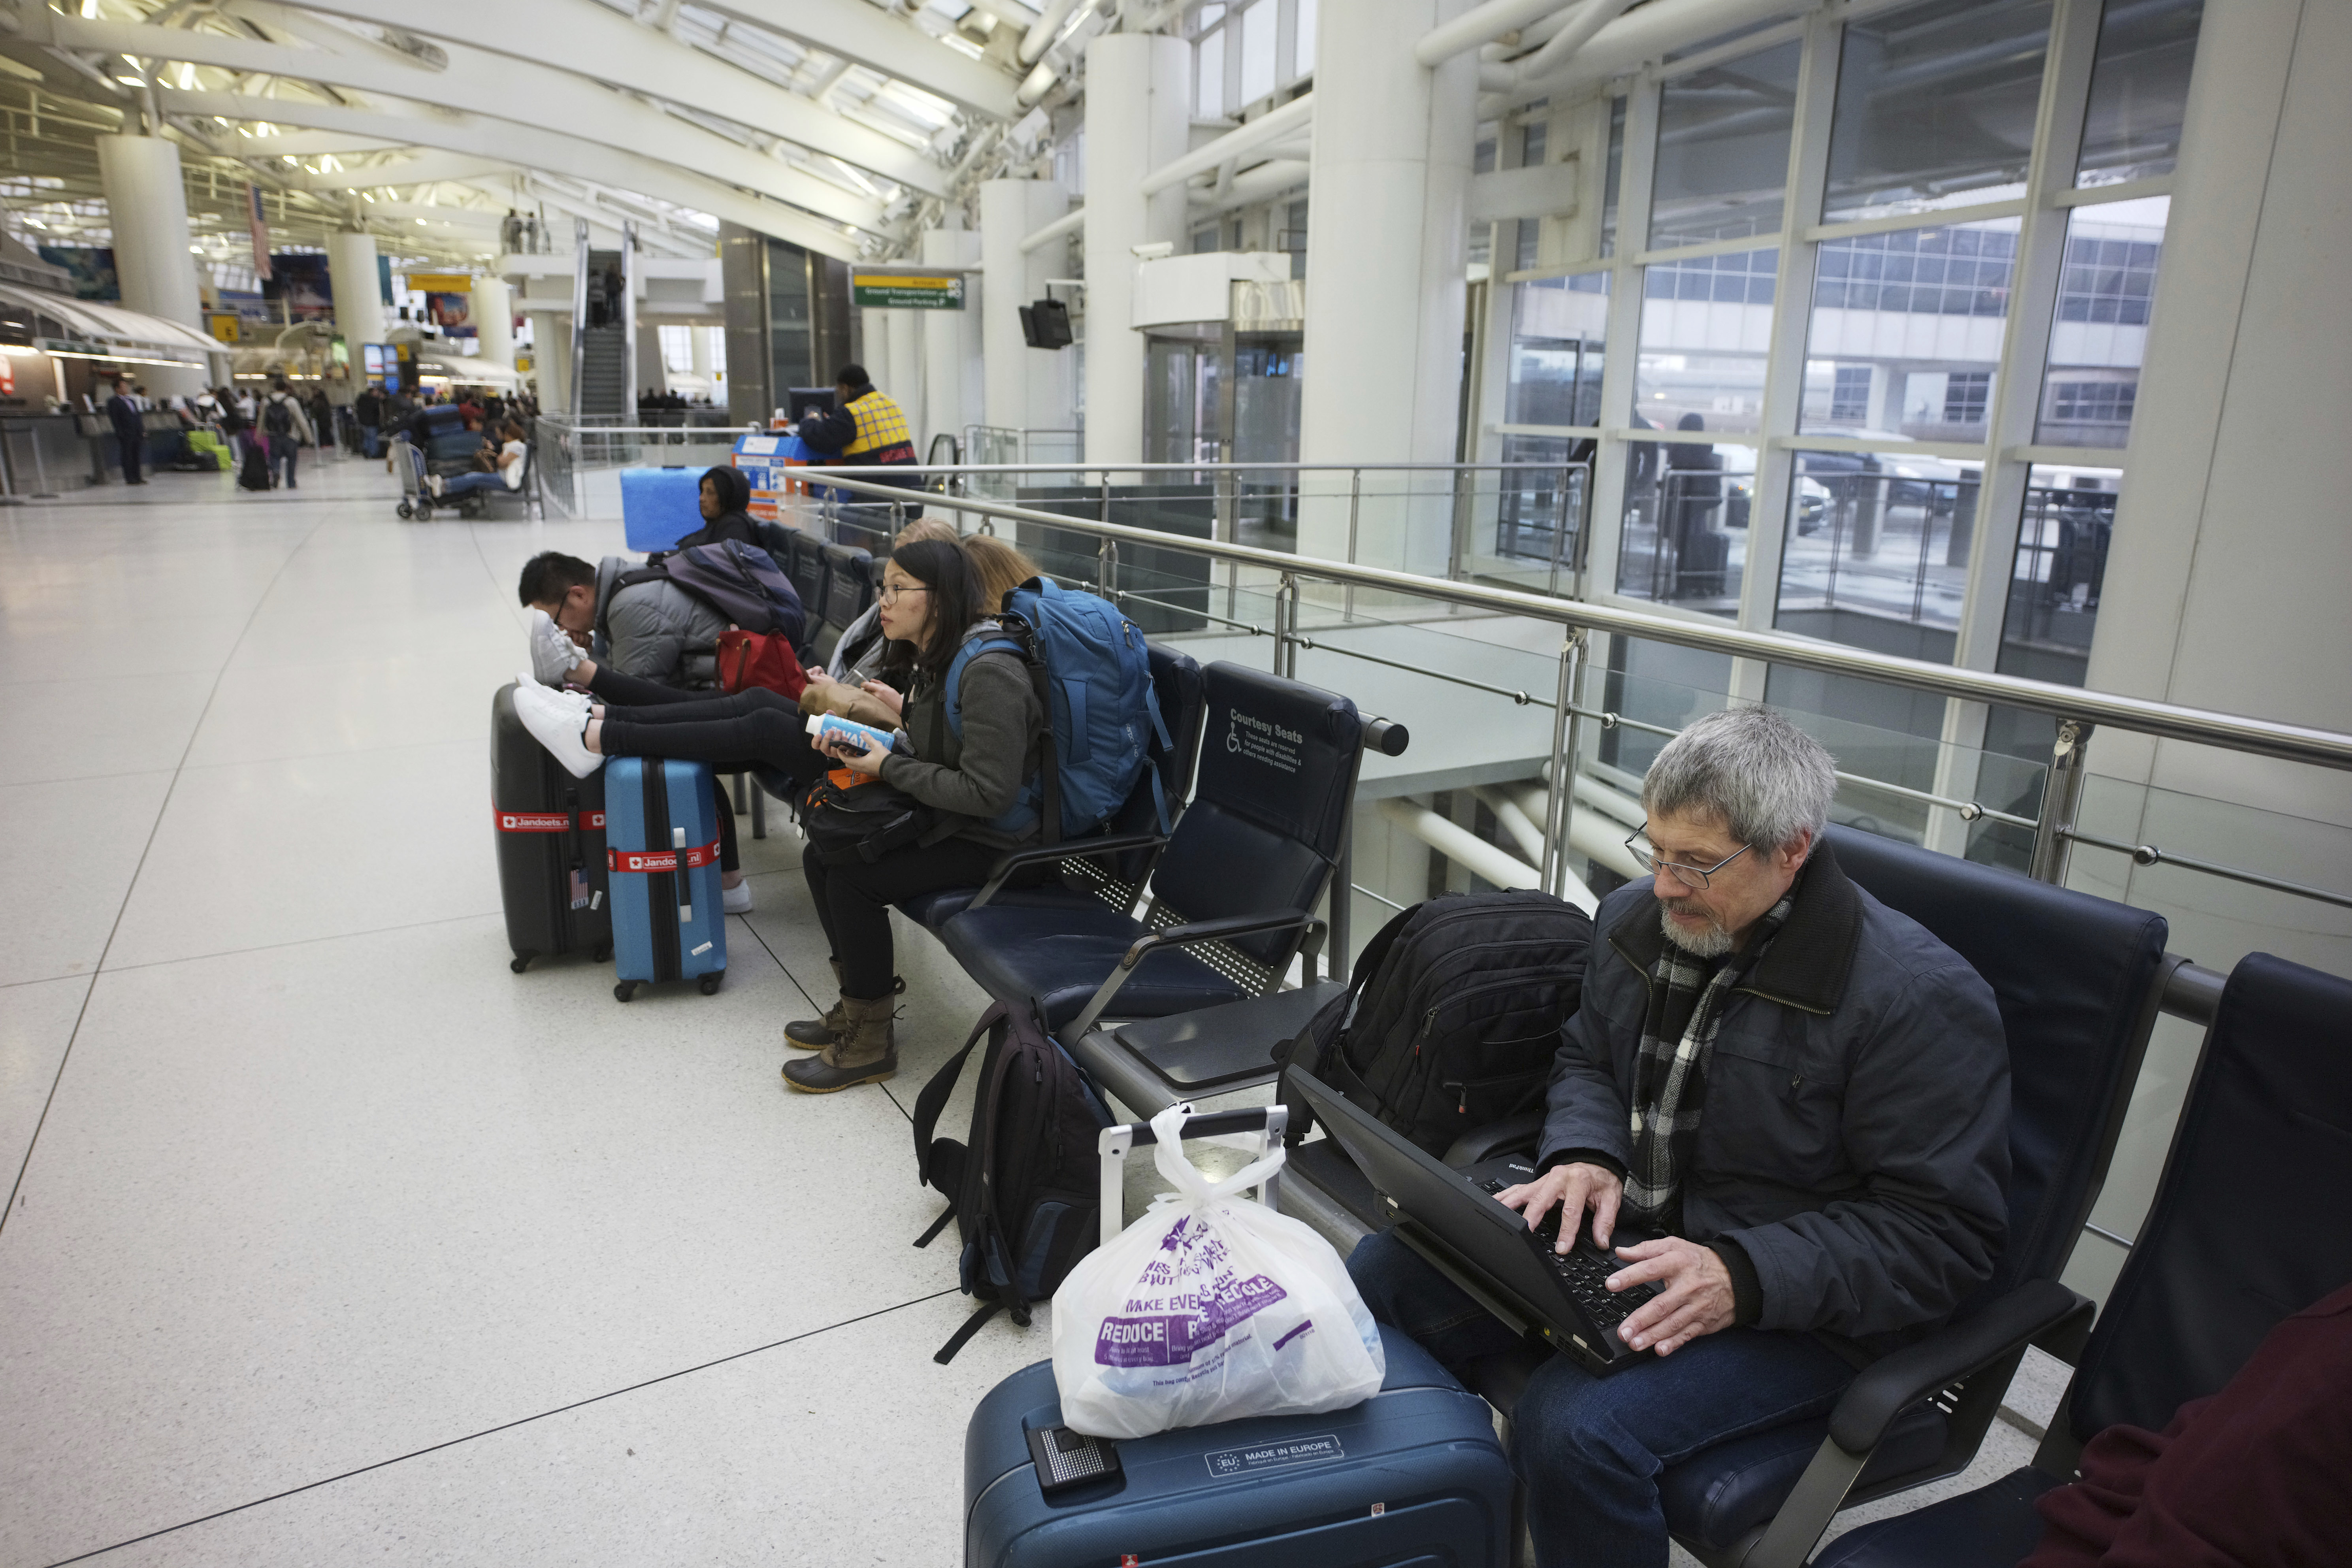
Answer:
[{"left": 796, "top": 362, "right": 924, "bottom": 519}]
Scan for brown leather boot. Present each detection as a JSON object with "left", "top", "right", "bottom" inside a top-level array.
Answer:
[
  {"left": 783, "top": 966, "right": 900, "bottom": 1050},
  {"left": 782, "top": 992, "right": 899, "bottom": 1093}
]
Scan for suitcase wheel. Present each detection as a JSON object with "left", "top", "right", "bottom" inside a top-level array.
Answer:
[
  {"left": 396, "top": 502, "right": 412, "bottom": 520},
  {"left": 593, "top": 944, "right": 612, "bottom": 963},
  {"left": 699, "top": 972, "right": 722, "bottom": 996},
  {"left": 510, "top": 954, "right": 531, "bottom": 974},
  {"left": 615, "top": 981, "right": 637, "bottom": 1002}
]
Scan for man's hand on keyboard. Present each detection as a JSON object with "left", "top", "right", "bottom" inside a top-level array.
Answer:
[
  {"left": 1605, "top": 1238, "right": 1736, "bottom": 1356},
  {"left": 1497, "top": 1161, "right": 1623, "bottom": 1252}
]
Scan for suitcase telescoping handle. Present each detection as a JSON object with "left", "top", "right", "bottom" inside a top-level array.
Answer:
[
  {"left": 1097, "top": 1104, "right": 1289, "bottom": 1249},
  {"left": 673, "top": 826, "right": 691, "bottom": 923}
]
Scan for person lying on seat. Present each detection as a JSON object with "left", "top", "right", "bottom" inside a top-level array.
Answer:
[
  {"left": 510, "top": 539, "right": 1045, "bottom": 1094},
  {"left": 1347, "top": 706, "right": 2012, "bottom": 1568}
]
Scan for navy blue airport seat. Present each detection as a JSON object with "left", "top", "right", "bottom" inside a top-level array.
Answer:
[
  {"left": 939, "top": 661, "right": 1363, "bottom": 1037},
  {"left": 1454, "top": 825, "right": 2173, "bottom": 1568},
  {"left": 782, "top": 529, "right": 830, "bottom": 638},
  {"left": 1816, "top": 950, "right": 2352, "bottom": 1567},
  {"left": 896, "top": 639, "right": 1206, "bottom": 934},
  {"left": 809, "top": 543, "right": 874, "bottom": 666}
]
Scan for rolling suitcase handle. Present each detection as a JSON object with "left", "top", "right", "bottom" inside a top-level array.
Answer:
[
  {"left": 1096, "top": 1105, "right": 1288, "bottom": 1249},
  {"left": 672, "top": 825, "right": 692, "bottom": 924}
]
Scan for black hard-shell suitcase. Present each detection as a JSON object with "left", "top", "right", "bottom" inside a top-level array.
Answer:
[
  {"left": 963, "top": 1323, "right": 1514, "bottom": 1568},
  {"left": 492, "top": 682, "right": 611, "bottom": 971}
]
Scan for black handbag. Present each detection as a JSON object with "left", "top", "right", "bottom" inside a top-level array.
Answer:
[{"left": 799, "top": 771, "right": 938, "bottom": 866}]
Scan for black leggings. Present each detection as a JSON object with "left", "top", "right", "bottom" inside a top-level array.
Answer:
[
  {"left": 582, "top": 667, "right": 823, "bottom": 874},
  {"left": 802, "top": 836, "right": 1010, "bottom": 1000}
]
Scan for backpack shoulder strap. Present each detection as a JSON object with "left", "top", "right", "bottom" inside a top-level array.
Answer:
[{"left": 911, "top": 1002, "right": 1004, "bottom": 1192}]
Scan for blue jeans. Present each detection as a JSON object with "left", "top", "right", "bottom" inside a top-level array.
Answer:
[
  {"left": 360, "top": 422, "right": 380, "bottom": 458},
  {"left": 269, "top": 437, "right": 296, "bottom": 488},
  {"left": 1346, "top": 1229, "right": 1857, "bottom": 1568},
  {"left": 439, "top": 470, "right": 514, "bottom": 498}
]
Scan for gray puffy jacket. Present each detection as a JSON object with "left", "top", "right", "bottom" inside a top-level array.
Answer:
[
  {"left": 1540, "top": 843, "right": 2010, "bottom": 1355},
  {"left": 601, "top": 569, "right": 730, "bottom": 685}
]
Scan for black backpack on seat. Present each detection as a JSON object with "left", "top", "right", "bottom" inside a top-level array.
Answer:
[
  {"left": 912, "top": 999, "right": 1113, "bottom": 1363},
  {"left": 1276, "top": 889, "right": 1594, "bottom": 1157}
]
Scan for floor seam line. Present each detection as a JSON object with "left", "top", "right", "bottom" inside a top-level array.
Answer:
[
  {"left": 38, "top": 1287, "right": 965, "bottom": 1568},
  {"left": 90, "top": 909, "right": 510, "bottom": 977},
  {"left": 1, "top": 514, "right": 332, "bottom": 1241}
]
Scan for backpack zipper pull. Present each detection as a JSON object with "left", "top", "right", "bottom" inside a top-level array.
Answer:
[{"left": 1456, "top": 1082, "right": 1470, "bottom": 1114}]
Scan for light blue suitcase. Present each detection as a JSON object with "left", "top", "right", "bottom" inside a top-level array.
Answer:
[
  {"left": 603, "top": 758, "right": 726, "bottom": 1000},
  {"left": 619, "top": 466, "right": 706, "bottom": 553}
]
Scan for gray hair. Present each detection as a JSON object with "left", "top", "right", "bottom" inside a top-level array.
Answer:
[{"left": 1642, "top": 706, "right": 1836, "bottom": 852}]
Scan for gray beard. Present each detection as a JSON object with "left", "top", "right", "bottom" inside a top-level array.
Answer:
[{"left": 1660, "top": 902, "right": 1735, "bottom": 957}]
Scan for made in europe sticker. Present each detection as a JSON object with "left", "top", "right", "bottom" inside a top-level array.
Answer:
[{"left": 1203, "top": 1433, "right": 1344, "bottom": 1480}]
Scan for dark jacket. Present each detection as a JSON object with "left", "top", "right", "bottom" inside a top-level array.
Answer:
[
  {"left": 671, "top": 467, "right": 758, "bottom": 551},
  {"left": 107, "top": 393, "right": 142, "bottom": 441},
  {"left": 1541, "top": 844, "right": 2010, "bottom": 1354},
  {"left": 879, "top": 624, "right": 1043, "bottom": 850}
]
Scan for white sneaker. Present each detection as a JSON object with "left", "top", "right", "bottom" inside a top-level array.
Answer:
[
  {"left": 723, "top": 880, "right": 753, "bottom": 914},
  {"left": 520, "top": 674, "right": 594, "bottom": 722},
  {"left": 513, "top": 683, "right": 603, "bottom": 778},
  {"left": 526, "top": 609, "right": 582, "bottom": 686}
]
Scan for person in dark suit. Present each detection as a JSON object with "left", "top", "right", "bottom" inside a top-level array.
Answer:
[{"left": 107, "top": 377, "right": 147, "bottom": 486}]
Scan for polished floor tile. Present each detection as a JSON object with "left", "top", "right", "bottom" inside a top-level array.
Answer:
[
  {"left": 83, "top": 1290, "right": 1054, "bottom": 1568},
  {"left": 104, "top": 741, "right": 504, "bottom": 970},
  {"left": 0, "top": 770, "right": 175, "bottom": 987},
  {"left": 0, "top": 974, "right": 90, "bottom": 1197},
  {"left": 0, "top": 672, "right": 217, "bottom": 786},
  {"left": 185, "top": 652, "right": 527, "bottom": 769}
]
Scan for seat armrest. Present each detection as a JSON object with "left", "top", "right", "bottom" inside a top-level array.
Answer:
[
  {"left": 1827, "top": 1278, "right": 2094, "bottom": 1454},
  {"left": 1118, "top": 908, "right": 1318, "bottom": 970},
  {"left": 1442, "top": 1108, "right": 1547, "bottom": 1170},
  {"left": 1063, "top": 908, "right": 1319, "bottom": 1040},
  {"left": 967, "top": 832, "right": 1169, "bottom": 908}
]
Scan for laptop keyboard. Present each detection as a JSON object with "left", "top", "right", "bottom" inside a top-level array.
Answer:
[{"left": 1475, "top": 1179, "right": 1660, "bottom": 1330}]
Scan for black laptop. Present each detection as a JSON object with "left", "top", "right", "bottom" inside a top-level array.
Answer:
[{"left": 1292, "top": 1068, "right": 1662, "bottom": 1376}]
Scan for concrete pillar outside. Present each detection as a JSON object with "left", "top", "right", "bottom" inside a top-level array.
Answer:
[
  {"left": 1081, "top": 32, "right": 1190, "bottom": 469},
  {"left": 980, "top": 179, "right": 1077, "bottom": 455},
  {"left": 1295, "top": 0, "right": 1478, "bottom": 574},
  {"left": 921, "top": 227, "right": 985, "bottom": 461},
  {"left": 470, "top": 275, "right": 514, "bottom": 368},
  {"left": 94, "top": 133, "right": 207, "bottom": 399},
  {"left": 328, "top": 230, "right": 385, "bottom": 360},
  {"left": 690, "top": 324, "right": 713, "bottom": 396}
]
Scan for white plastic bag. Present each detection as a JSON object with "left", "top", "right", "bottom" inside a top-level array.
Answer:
[{"left": 1050, "top": 1102, "right": 1387, "bottom": 1439}]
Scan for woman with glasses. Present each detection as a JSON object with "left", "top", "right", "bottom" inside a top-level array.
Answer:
[{"left": 509, "top": 539, "right": 1044, "bottom": 1093}]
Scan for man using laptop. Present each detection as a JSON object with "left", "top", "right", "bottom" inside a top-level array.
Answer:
[{"left": 1347, "top": 706, "right": 2011, "bottom": 1568}]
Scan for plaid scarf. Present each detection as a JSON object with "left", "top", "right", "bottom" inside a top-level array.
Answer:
[{"left": 1622, "top": 888, "right": 1796, "bottom": 1232}]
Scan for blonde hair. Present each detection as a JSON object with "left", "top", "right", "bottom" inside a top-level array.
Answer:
[
  {"left": 963, "top": 533, "right": 1043, "bottom": 615},
  {"left": 891, "top": 516, "right": 958, "bottom": 550}
]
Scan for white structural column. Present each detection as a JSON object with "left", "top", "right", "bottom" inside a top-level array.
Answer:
[
  {"left": 883, "top": 303, "right": 927, "bottom": 444},
  {"left": 1080, "top": 32, "right": 1190, "bottom": 468},
  {"left": 635, "top": 329, "right": 666, "bottom": 398},
  {"left": 95, "top": 133, "right": 207, "bottom": 398},
  {"left": 921, "top": 227, "right": 986, "bottom": 459},
  {"left": 2085, "top": 0, "right": 2352, "bottom": 937},
  {"left": 328, "top": 230, "right": 385, "bottom": 356},
  {"left": 470, "top": 275, "right": 514, "bottom": 368},
  {"left": 690, "top": 324, "right": 712, "bottom": 391},
  {"left": 980, "top": 179, "right": 1078, "bottom": 450},
  {"left": 1295, "top": 0, "right": 1479, "bottom": 573},
  {"left": 531, "top": 311, "right": 573, "bottom": 412}
]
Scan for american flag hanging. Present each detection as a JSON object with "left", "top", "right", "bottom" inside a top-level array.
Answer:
[{"left": 247, "top": 183, "right": 273, "bottom": 283}]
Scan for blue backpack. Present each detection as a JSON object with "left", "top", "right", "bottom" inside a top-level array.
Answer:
[{"left": 944, "top": 577, "right": 1170, "bottom": 844}]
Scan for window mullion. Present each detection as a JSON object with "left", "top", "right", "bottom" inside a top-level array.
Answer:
[
  {"left": 1735, "top": 9, "right": 1843, "bottom": 682},
  {"left": 1923, "top": 0, "right": 2106, "bottom": 854},
  {"left": 1582, "top": 77, "right": 1659, "bottom": 615}
]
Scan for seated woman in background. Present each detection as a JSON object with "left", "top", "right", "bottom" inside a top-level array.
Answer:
[
  {"left": 511, "top": 539, "right": 1045, "bottom": 1094},
  {"left": 963, "top": 531, "right": 1044, "bottom": 615},
  {"left": 431, "top": 420, "right": 528, "bottom": 500}
]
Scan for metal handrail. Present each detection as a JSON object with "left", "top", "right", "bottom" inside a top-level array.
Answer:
[{"left": 795, "top": 467, "right": 2352, "bottom": 774}]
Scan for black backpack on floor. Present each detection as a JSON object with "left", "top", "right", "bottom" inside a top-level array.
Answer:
[
  {"left": 912, "top": 999, "right": 1113, "bottom": 1363},
  {"left": 237, "top": 441, "right": 271, "bottom": 491},
  {"left": 1276, "top": 889, "right": 1594, "bottom": 1157}
]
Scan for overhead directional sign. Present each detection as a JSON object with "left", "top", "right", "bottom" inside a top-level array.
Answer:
[{"left": 852, "top": 273, "right": 965, "bottom": 310}]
